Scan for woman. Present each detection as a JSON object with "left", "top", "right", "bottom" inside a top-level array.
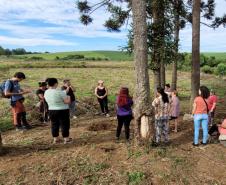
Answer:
[
  {"left": 116, "top": 87, "right": 133, "bottom": 142},
  {"left": 170, "top": 90, "right": 180, "bottom": 132},
  {"left": 36, "top": 81, "right": 48, "bottom": 123},
  {"left": 61, "top": 79, "right": 77, "bottom": 119},
  {"left": 152, "top": 87, "right": 170, "bottom": 146},
  {"left": 44, "top": 78, "right": 72, "bottom": 144},
  {"left": 95, "top": 80, "right": 109, "bottom": 117},
  {"left": 192, "top": 86, "right": 210, "bottom": 146}
]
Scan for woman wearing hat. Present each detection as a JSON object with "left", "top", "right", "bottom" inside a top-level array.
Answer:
[{"left": 95, "top": 80, "right": 109, "bottom": 117}]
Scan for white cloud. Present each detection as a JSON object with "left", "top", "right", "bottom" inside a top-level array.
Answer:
[
  {"left": 0, "top": 0, "right": 127, "bottom": 41},
  {"left": 0, "top": 35, "right": 75, "bottom": 46}
]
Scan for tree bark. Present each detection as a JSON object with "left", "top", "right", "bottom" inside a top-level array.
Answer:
[
  {"left": 0, "top": 133, "right": 2, "bottom": 154},
  {"left": 160, "top": 61, "right": 165, "bottom": 88},
  {"left": 191, "top": 0, "right": 201, "bottom": 103},
  {"left": 171, "top": 0, "right": 180, "bottom": 91},
  {"left": 132, "top": 0, "right": 152, "bottom": 143}
]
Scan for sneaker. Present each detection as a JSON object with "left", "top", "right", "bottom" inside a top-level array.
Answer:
[
  {"left": 151, "top": 141, "right": 159, "bottom": 147},
  {"left": 106, "top": 114, "right": 110, "bottom": 117},
  {"left": 200, "top": 141, "right": 208, "bottom": 145},
  {"left": 22, "top": 124, "right": 32, "bottom": 130},
  {"left": 16, "top": 125, "right": 23, "bottom": 131},
  {"left": 53, "top": 138, "right": 61, "bottom": 144},
  {"left": 64, "top": 138, "right": 73, "bottom": 144},
  {"left": 192, "top": 143, "right": 199, "bottom": 147}
]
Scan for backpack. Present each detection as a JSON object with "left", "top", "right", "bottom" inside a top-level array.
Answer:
[{"left": 0, "top": 80, "right": 14, "bottom": 98}]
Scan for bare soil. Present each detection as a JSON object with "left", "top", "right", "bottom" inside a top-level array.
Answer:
[{"left": 0, "top": 101, "right": 226, "bottom": 185}]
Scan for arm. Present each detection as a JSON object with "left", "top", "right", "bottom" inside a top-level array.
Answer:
[
  {"left": 210, "top": 102, "right": 216, "bottom": 112},
  {"left": 38, "top": 94, "right": 45, "bottom": 101},
  {"left": 103, "top": 87, "right": 108, "bottom": 98},
  {"left": 63, "top": 96, "right": 71, "bottom": 104},
  {"left": 94, "top": 87, "right": 100, "bottom": 98},
  {"left": 4, "top": 81, "right": 30, "bottom": 96},
  {"left": 192, "top": 102, "right": 197, "bottom": 115},
  {"left": 69, "top": 86, "right": 75, "bottom": 92}
]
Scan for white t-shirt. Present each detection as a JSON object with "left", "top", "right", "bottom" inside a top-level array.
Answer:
[{"left": 44, "top": 89, "right": 69, "bottom": 110}]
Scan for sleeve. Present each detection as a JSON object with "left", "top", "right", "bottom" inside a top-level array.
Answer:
[
  {"left": 60, "top": 90, "right": 67, "bottom": 99},
  {"left": 4, "top": 80, "right": 12, "bottom": 93}
]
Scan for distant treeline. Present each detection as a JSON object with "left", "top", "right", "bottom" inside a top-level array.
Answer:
[
  {"left": 0, "top": 46, "right": 47, "bottom": 56},
  {"left": 179, "top": 53, "right": 226, "bottom": 76}
]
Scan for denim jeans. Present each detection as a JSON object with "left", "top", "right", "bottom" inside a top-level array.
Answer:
[
  {"left": 193, "top": 114, "right": 209, "bottom": 144},
  {"left": 69, "top": 101, "right": 76, "bottom": 118}
]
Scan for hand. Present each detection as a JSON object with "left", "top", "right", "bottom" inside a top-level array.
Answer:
[{"left": 23, "top": 90, "right": 32, "bottom": 94}]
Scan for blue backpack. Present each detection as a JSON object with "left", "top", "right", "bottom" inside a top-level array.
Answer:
[{"left": 0, "top": 80, "right": 14, "bottom": 98}]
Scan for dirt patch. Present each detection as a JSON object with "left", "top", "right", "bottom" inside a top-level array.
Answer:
[{"left": 87, "top": 121, "right": 114, "bottom": 131}]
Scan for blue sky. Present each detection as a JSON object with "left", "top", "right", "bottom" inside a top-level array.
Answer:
[{"left": 0, "top": 0, "right": 225, "bottom": 53}]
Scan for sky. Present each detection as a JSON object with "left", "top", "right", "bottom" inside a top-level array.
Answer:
[{"left": 0, "top": 0, "right": 225, "bottom": 53}]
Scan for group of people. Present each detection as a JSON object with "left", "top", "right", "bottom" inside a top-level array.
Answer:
[{"left": 1, "top": 72, "right": 226, "bottom": 146}]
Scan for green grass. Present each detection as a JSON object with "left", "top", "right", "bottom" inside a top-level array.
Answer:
[
  {"left": 202, "top": 52, "right": 226, "bottom": 60},
  {"left": 15, "top": 50, "right": 133, "bottom": 61},
  {"left": 0, "top": 61, "right": 226, "bottom": 132}
]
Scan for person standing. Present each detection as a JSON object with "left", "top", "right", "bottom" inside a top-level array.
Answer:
[
  {"left": 62, "top": 79, "right": 77, "bottom": 119},
  {"left": 152, "top": 87, "right": 170, "bottom": 146},
  {"left": 4, "top": 72, "right": 31, "bottom": 131},
  {"left": 208, "top": 89, "right": 217, "bottom": 126},
  {"left": 192, "top": 86, "right": 210, "bottom": 146},
  {"left": 44, "top": 78, "right": 72, "bottom": 144},
  {"left": 36, "top": 81, "right": 48, "bottom": 123},
  {"left": 170, "top": 90, "right": 180, "bottom": 132},
  {"left": 95, "top": 80, "right": 109, "bottom": 117},
  {"left": 116, "top": 87, "right": 133, "bottom": 142}
]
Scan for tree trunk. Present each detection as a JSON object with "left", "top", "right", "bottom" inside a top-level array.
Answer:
[
  {"left": 171, "top": 0, "right": 180, "bottom": 91},
  {"left": 132, "top": 0, "right": 153, "bottom": 143},
  {"left": 0, "top": 133, "right": 2, "bottom": 154},
  {"left": 160, "top": 61, "right": 165, "bottom": 88},
  {"left": 191, "top": 0, "right": 201, "bottom": 103}
]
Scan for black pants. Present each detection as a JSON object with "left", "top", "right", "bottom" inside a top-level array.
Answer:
[
  {"left": 116, "top": 115, "right": 132, "bottom": 140},
  {"left": 98, "top": 98, "right": 109, "bottom": 114},
  {"left": 39, "top": 101, "right": 48, "bottom": 122},
  {"left": 49, "top": 109, "right": 70, "bottom": 138},
  {"left": 208, "top": 124, "right": 219, "bottom": 135},
  {"left": 16, "top": 112, "right": 28, "bottom": 127}
]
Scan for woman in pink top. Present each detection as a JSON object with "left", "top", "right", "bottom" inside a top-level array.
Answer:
[{"left": 170, "top": 90, "right": 180, "bottom": 132}]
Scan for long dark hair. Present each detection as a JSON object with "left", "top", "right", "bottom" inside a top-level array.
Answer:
[
  {"left": 117, "top": 87, "right": 131, "bottom": 107},
  {"left": 157, "top": 87, "right": 169, "bottom": 103},
  {"left": 199, "top": 86, "right": 210, "bottom": 99}
]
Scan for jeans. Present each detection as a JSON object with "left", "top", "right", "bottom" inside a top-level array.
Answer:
[
  {"left": 193, "top": 114, "right": 209, "bottom": 144},
  {"left": 69, "top": 101, "right": 76, "bottom": 118}
]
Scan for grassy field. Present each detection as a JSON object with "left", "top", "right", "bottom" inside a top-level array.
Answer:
[
  {"left": 11, "top": 50, "right": 226, "bottom": 61},
  {"left": 1, "top": 60, "right": 226, "bottom": 184},
  {"left": 16, "top": 51, "right": 134, "bottom": 61},
  {"left": 0, "top": 60, "right": 226, "bottom": 131}
]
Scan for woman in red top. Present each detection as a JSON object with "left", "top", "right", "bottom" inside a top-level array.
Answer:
[
  {"left": 192, "top": 86, "right": 210, "bottom": 146},
  {"left": 208, "top": 89, "right": 217, "bottom": 126}
]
